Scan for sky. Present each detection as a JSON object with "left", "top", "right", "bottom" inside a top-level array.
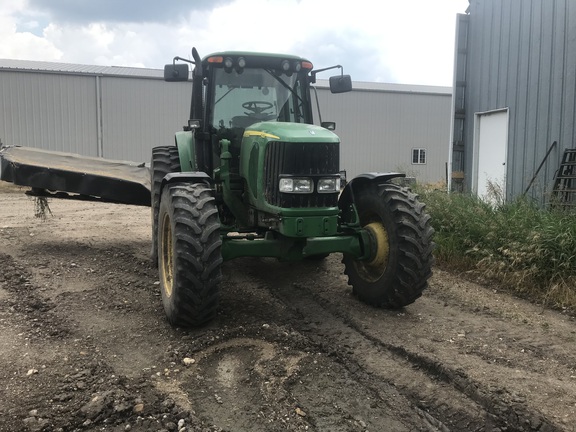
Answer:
[{"left": 0, "top": 0, "right": 469, "bottom": 86}]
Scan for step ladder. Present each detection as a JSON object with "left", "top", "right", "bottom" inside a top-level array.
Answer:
[{"left": 552, "top": 149, "right": 576, "bottom": 209}]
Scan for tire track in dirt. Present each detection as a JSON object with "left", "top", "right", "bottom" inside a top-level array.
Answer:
[
  {"left": 1, "top": 192, "right": 574, "bottom": 431},
  {"left": 231, "top": 258, "right": 484, "bottom": 431},
  {"left": 0, "top": 236, "right": 221, "bottom": 431},
  {"left": 17, "top": 240, "right": 180, "bottom": 375},
  {"left": 161, "top": 266, "right": 432, "bottom": 431},
  {"left": 431, "top": 272, "right": 576, "bottom": 375},
  {"left": 231, "top": 257, "right": 563, "bottom": 432}
]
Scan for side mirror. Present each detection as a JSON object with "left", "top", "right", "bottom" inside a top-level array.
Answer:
[
  {"left": 164, "top": 63, "right": 189, "bottom": 82},
  {"left": 329, "top": 74, "right": 352, "bottom": 93}
]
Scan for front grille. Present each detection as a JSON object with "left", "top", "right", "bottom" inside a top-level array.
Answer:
[{"left": 264, "top": 141, "right": 340, "bottom": 208}]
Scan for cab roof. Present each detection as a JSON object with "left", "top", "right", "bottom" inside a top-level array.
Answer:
[{"left": 203, "top": 51, "right": 310, "bottom": 63}]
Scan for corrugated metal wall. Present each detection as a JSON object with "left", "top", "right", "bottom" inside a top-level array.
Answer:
[
  {"left": 101, "top": 77, "right": 191, "bottom": 162},
  {"left": 0, "top": 70, "right": 192, "bottom": 162},
  {"left": 315, "top": 86, "right": 452, "bottom": 183},
  {"left": 0, "top": 71, "right": 98, "bottom": 155},
  {"left": 460, "top": 0, "right": 576, "bottom": 201},
  {"left": 450, "top": 13, "right": 469, "bottom": 192},
  {"left": 0, "top": 65, "right": 450, "bottom": 184}
]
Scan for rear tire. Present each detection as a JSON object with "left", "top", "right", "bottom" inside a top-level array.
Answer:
[
  {"left": 151, "top": 146, "right": 181, "bottom": 266},
  {"left": 342, "top": 182, "right": 434, "bottom": 308},
  {"left": 158, "top": 183, "right": 222, "bottom": 327}
]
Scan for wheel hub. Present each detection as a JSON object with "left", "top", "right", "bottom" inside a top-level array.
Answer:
[{"left": 364, "top": 222, "right": 389, "bottom": 269}]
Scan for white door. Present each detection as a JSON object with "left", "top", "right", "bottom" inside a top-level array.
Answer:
[{"left": 473, "top": 109, "right": 508, "bottom": 201}]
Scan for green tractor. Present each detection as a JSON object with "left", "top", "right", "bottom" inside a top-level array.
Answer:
[{"left": 152, "top": 48, "right": 434, "bottom": 327}]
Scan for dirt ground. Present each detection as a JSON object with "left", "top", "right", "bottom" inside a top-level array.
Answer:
[{"left": 1, "top": 181, "right": 575, "bottom": 432}]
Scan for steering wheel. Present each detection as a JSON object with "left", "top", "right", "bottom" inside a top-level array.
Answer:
[{"left": 242, "top": 101, "right": 273, "bottom": 115}]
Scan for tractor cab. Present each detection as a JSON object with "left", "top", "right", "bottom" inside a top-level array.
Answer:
[
  {"left": 203, "top": 53, "right": 316, "bottom": 173},
  {"left": 164, "top": 50, "right": 351, "bottom": 174},
  {"left": 207, "top": 54, "right": 312, "bottom": 130}
]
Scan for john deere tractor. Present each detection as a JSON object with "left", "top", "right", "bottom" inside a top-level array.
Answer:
[{"left": 152, "top": 48, "right": 434, "bottom": 327}]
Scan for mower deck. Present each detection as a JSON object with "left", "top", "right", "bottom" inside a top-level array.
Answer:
[{"left": 0, "top": 146, "right": 151, "bottom": 206}]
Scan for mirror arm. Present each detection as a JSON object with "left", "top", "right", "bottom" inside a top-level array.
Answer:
[
  {"left": 172, "top": 46, "right": 202, "bottom": 77},
  {"left": 310, "top": 65, "right": 343, "bottom": 83},
  {"left": 173, "top": 56, "right": 195, "bottom": 65}
]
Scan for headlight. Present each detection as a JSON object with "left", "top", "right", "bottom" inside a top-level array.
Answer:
[
  {"left": 317, "top": 177, "right": 341, "bottom": 193},
  {"left": 279, "top": 178, "right": 313, "bottom": 193}
]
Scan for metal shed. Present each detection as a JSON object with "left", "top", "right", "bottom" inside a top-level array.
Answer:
[
  {"left": 1, "top": 59, "right": 451, "bottom": 184},
  {"left": 316, "top": 81, "right": 451, "bottom": 183},
  {"left": 0, "top": 59, "right": 191, "bottom": 163},
  {"left": 450, "top": 0, "right": 576, "bottom": 203}
]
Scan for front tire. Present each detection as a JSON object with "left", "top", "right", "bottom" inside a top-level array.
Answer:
[
  {"left": 151, "top": 146, "right": 181, "bottom": 266},
  {"left": 343, "top": 182, "right": 434, "bottom": 308},
  {"left": 158, "top": 183, "right": 222, "bottom": 327}
]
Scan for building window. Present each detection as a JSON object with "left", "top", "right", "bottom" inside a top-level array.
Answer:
[{"left": 412, "top": 148, "right": 426, "bottom": 165}]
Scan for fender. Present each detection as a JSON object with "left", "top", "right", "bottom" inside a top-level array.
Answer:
[
  {"left": 160, "top": 172, "right": 212, "bottom": 195},
  {"left": 174, "top": 131, "right": 197, "bottom": 171},
  {"left": 338, "top": 172, "right": 405, "bottom": 222}
]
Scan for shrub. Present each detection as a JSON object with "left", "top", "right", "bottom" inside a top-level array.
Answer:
[{"left": 417, "top": 187, "right": 576, "bottom": 310}]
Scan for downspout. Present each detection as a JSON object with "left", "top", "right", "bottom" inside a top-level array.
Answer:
[{"left": 95, "top": 75, "right": 104, "bottom": 157}]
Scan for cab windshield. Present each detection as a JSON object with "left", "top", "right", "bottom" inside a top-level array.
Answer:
[{"left": 209, "top": 67, "right": 309, "bottom": 130}]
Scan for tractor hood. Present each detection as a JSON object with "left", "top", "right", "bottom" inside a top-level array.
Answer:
[{"left": 243, "top": 122, "right": 340, "bottom": 143}]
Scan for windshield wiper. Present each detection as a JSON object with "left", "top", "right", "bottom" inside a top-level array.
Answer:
[
  {"left": 264, "top": 69, "right": 305, "bottom": 110},
  {"left": 215, "top": 86, "right": 236, "bottom": 105}
]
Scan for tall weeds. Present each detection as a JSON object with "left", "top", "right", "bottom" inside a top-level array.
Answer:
[{"left": 418, "top": 187, "right": 576, "bottom": 310}]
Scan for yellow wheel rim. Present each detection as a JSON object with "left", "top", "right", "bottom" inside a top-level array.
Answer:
[
  {"left": 366, "top": 222, "right": 389, "bottom": 266},
  {"left": 159, "top": 212, "right": 174, "bottom": 297},
  {"left": 355, "top": 221, "right": 390, "bottom": 282}
]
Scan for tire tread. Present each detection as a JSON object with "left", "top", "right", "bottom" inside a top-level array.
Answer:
[
  {"left": 159, "top": 183, "right": 222, "bottom": 327},
  {"left": 343, "top": 182, "right": 435, "bottom": 308},
  {"left": 151, "top": 146, "right": 181, "bottom": 266}
]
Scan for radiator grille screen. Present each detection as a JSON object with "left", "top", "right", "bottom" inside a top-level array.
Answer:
[{"left": 263, "top": 141, "right": 340, "bottom": 208}]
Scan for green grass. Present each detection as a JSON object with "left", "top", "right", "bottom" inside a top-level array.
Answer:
[{"left": 417, "top": 187, "right": 576, "bottom": 311}]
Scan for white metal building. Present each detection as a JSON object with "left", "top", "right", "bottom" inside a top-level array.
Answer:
[
  {"left": 0, "top": 59, "right": 191, "bottom": 163},
  {"left": 316, "top": 81, "right": 451, "bottom": 182},
  {"left": 0, "top": 59, "right": 451, "bottom": 183}
]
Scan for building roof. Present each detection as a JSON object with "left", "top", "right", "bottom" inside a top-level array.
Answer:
[
  {"left": 0, "top": 58, "right": 452, "bottom": 94},
  {"left": 346, "top": 80, "right": 451, "bottom": 95},
  {"left": 0, "top": 58, "right": 163, "bottom": 79}
]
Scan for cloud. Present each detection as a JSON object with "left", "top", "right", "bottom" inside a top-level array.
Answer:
[
  {"left": 0, "top": 0, "right": 469, "bottom": 84},
  {"left": 40, "top": 21, "right": 182, "bottom": 67},
  {"left": 0, "top": 1, "right": 61, "bottom": 60},
  {"left": 292, "top": 29, "right": 396, "bottom": 83},
  {"left": 0, "top": 29, "right": 62, "bottom": 61},
  {"left": 28, "top": 0, "right": 232, "bottom": 24},
  {"left": 177, "top": 0, "right": 398, "bottom": 81}
]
